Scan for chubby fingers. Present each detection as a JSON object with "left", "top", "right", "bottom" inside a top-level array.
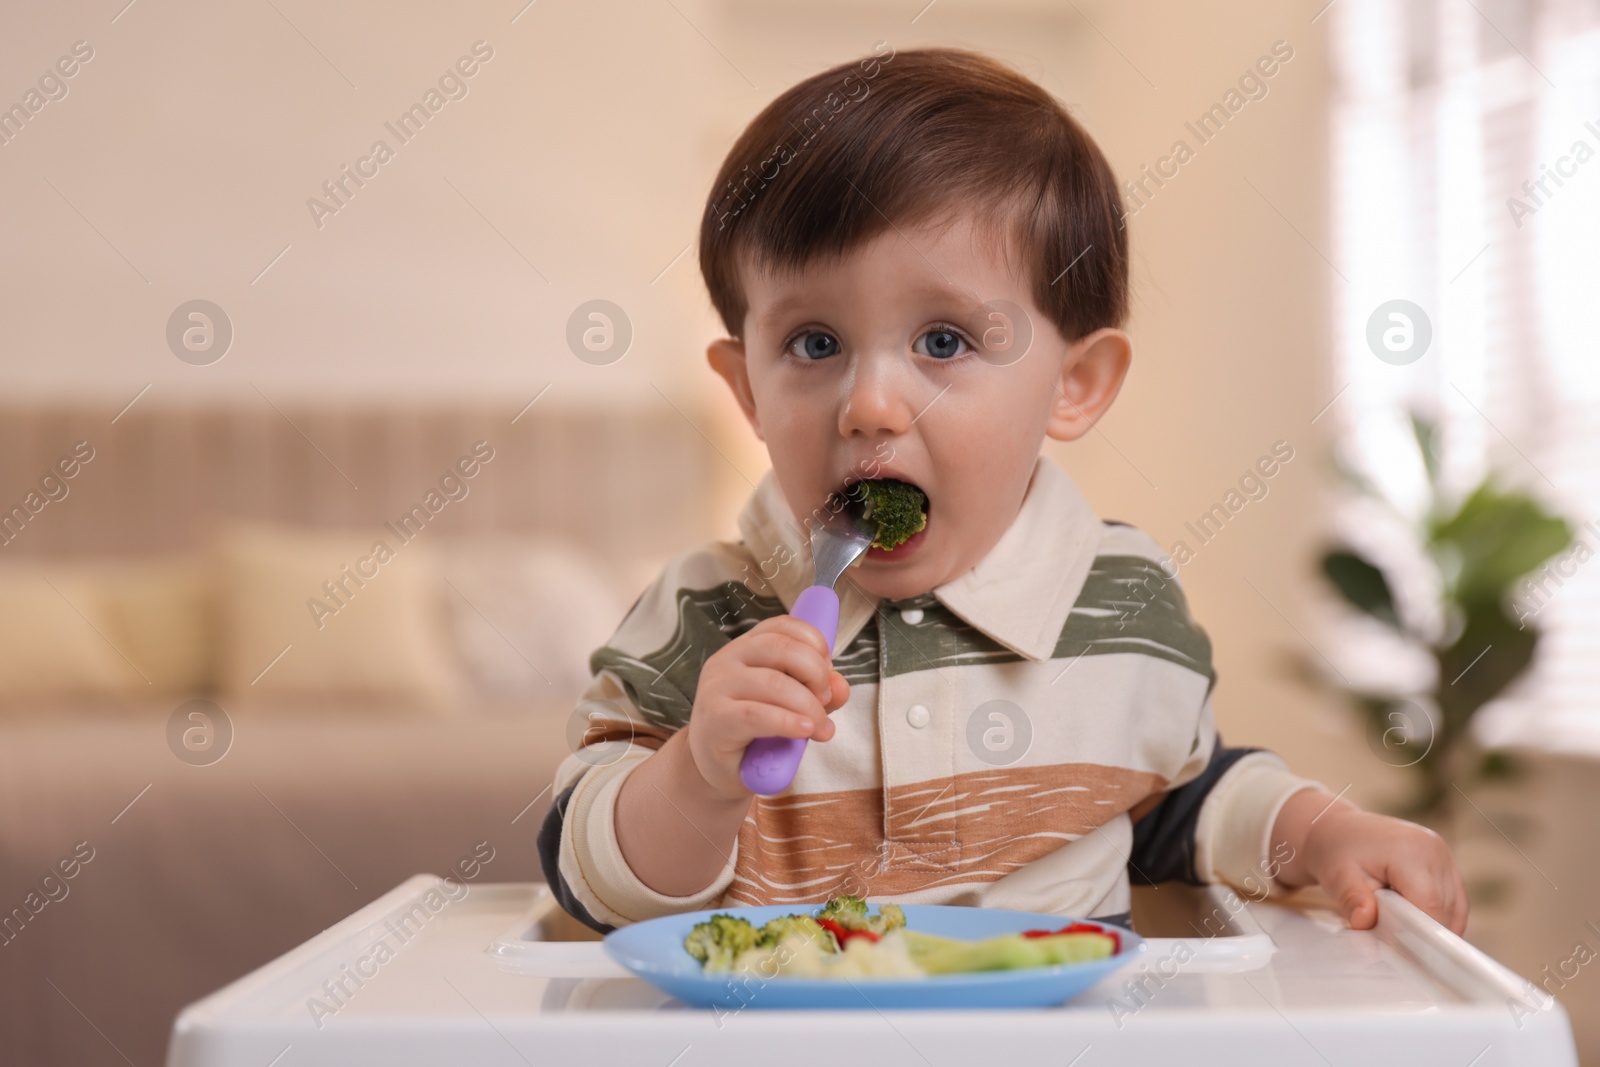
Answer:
[
  {"left": 700, "top": 617, "right": 847, "bottom": 745},
  {"left": 1448, "top": 864, "right": 1470, "bottom": 934},
  {"left": 738, "top": 617, "right": 836, "bottom": 704},
  {"left": 723, "top": 697, "right": 831, "bottom": 743},
  {"left": 1322, "top": 863, "right": 1383, "bottom": 930},
  {"left": 727, "top": 667, "right": 838, "bottom": 740},
  {"left": 825, "top": 670, "right": 851, "bottom": 712},
  {"left": 1387, "top": 844, "right": 1470, "bottom": 935}
]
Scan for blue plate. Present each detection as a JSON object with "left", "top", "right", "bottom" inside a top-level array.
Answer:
[{"left": 603, "top": 904, "right": 1143, "bottom": 1009}]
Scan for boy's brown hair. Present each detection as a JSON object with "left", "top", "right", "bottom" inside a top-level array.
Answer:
[{"left": 698, "top": 45, "right": 1128, "bottom": 345}]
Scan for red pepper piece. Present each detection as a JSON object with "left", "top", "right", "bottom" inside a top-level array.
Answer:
[
  {"left": 1018, "top": 922, "right": 1120, "bottom": 953},
  {"left": 816, "top": 917, "right": 881, "bottom": 947}
]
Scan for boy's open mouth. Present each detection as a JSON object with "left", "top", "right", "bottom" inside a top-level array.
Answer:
[{"left": 836, "top": 477, "right": 930, "bottom": 555}]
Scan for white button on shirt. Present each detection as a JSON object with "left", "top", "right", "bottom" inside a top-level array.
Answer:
[
  {"left": 899, "top": 608, "right": 924, "bottom": 625},
  {"left": 906, "top": 704, "right": 931, "bottom": 728}
]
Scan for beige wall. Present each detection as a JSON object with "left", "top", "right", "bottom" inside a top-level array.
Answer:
[{"left": 0, "top": 0, "right": 721, "bottom": 407}]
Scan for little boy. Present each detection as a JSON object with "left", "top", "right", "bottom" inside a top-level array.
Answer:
[{"left": 539, "top": 46, "right": 1466, "bottom": 937}]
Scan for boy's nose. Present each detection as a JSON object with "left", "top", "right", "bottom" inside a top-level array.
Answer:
[{"left": 838, "top": 352, "right": 917, "bottom": 439}]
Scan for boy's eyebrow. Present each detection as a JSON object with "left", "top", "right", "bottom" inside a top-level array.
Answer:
[
  {"left": 756, "top": 295, "right": 812, "bottom": 334},
  {"left": 756, "top": 280, "right": 988, "bottom": 334}
]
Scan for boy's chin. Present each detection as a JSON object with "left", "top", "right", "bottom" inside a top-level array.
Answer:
[{"left": 848, "top": 559, "right": 942, "bottom": 603}]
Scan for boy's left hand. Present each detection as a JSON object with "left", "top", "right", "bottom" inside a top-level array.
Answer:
[{"left": 1272, "top": 789, "right": 1469, "bottom": 935}]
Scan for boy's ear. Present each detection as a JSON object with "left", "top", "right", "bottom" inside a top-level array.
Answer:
[
  {"left": 706, "top": 336, "right": 764, "bottom": 441},
  {"left": 1045, "top": 327, "right": 1132, "bottom": 442}
]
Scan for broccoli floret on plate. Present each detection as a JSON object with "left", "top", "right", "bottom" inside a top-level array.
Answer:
[
  {"left": 683, "top": 913, "right": 763, "bottom": 972},
  {"left": 849, "top": 479, "right": 928, "bottom": 550},
  {"left": 758, "top": 913, "right": 835, "bottom": 952},
  {"left": 815, "top": 895, "right": 905, "bottom": 934},
  {"left": 870, "top": 903, "right": 907, "bottom": 935},
  {"left": 817, "top": 894, "right": 870, "bottom": 929}
]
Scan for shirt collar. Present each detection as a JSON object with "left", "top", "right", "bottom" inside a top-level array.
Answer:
[{"left": 736, "top": 455, "right": 1104, "bottom": 661}]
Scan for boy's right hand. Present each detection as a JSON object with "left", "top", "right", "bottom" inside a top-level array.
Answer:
[{"left": 685, "top": 615, "right": 850, "bottom": 802}]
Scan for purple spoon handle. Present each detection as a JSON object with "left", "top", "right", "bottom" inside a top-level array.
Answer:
[{"left": 737, "top": 584, "right": 840, "bottom": 796}]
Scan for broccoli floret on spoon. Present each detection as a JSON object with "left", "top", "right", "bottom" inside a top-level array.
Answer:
[{"left": 848, "top": 479, "right": 928, "bottom": 550}]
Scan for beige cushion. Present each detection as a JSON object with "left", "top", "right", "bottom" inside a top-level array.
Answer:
[
  {"left": 0, "top": 565, "right": 150, "bottom": 698},
  {"left": 216, "top": 523, "right": 458, "bottom": 706},
  {"left": 436, "top": 537, "right": 635, "bottom": 709},
  {"left": 99, "top": 557, "right": 214, "bottom": 694}
]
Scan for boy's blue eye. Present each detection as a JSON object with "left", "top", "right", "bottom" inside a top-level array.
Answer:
[
  {"left": 916, "top": 328, "right": 969, "bottom": 360},
  {"left": 785, "top": 328, "right": 970, "bottom": 361},
  {"left": 789, "top": 332, "right": 841, "bottom": 360}
]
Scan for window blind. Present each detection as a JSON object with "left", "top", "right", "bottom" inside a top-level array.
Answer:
[{"left": 1329, "top": 0, "right": 1600, "bottom": 752}]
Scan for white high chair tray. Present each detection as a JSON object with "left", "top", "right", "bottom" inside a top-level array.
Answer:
[{"left": 166, "top": 875, "right": 1578, "bottom": 1066}]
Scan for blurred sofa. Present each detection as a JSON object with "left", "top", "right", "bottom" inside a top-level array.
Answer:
[{"left": 0, "top": 403, "right": 721, "bottom": 1066}]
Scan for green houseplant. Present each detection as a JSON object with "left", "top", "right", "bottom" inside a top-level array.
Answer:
[{"left": 1304, "top": 414, "right": 1573, "bottom": 830}]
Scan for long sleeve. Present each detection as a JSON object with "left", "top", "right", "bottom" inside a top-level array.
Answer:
[
  {"left": 538, "top": 743, "right": 740, "bottom": 931},
  {"left": 1129, "top": 733, "right": 1321, "bottom": 897},
  {"left": 536, "top": 542, "right": 787, "bottom": 930},
  {"left": 1114, "top": 548, "right": 1324, "bottom": 898},
  {"left": 1127, "top": 733, "right": 1264, "bottom": 885},
  {"left": 1193, "top": 746, "right": 1322, "bottom": 897},
  {"left": 536, "top": 780, "right": 616, "bottom": 934}
]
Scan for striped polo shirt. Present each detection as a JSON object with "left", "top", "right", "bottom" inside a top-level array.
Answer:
[{"left": 539, "top": 455, "right": 1318, "bottom": 931}]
